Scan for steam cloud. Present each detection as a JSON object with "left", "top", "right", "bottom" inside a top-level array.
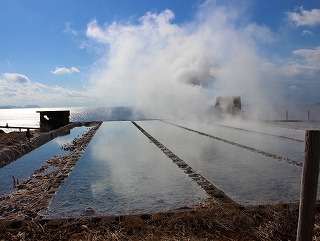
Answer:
[{"left": 85, "top": 0, "right": 317, "bottom": 120}]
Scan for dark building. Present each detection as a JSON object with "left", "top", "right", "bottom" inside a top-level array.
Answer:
[
  {"left": 215, "top": 96, "right": 241, "bottom": 116},
  {"left": 37, "top": 110, "right": 70, "bottom": 131}
]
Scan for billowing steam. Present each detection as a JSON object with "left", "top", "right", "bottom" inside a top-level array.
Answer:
[{"left": 86, "top": 0, "right": 311, "bottom": 120}]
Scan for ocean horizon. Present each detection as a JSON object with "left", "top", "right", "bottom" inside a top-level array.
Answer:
[
  {"left": 0, "top": 106, "right": 146, "bottom": 132},
  {"left": 1, "top": 105, "right": 320, "bottom": 133}
]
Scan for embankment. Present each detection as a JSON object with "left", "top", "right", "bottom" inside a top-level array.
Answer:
[{"left": 0, "top": 123, "right": 79, "bottom": 168}]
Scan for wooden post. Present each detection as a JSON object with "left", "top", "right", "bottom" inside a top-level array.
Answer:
[
  {"left": 286, "top": 111, "right": 288, "bottom": 121},
  {"left": 297, "top": 130, "right": 320, "bottom": 241},
  {"left": 308, "top": 110, "right": 310, "bottom": 121}
]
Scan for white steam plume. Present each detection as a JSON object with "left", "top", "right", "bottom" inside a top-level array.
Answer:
[{"left": 86, "top": 1, "right": 275, "bottom": 120}]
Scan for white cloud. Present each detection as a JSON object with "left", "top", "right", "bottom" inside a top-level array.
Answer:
[
  {"left": 266, "top": 46, "right": 320, "bottom": 81},
  {"left": 288, "top": 85, "right": 301, "bottom": 91},
  {"left": 286, "top": 6, "right": 320, "bottom": 27},
  {"left": 51, "top": 66, "right": 80, "bottom": 74},
  {"left": 64, "top": 22, "right": 78, "bottom": 37},
  {"left": 290, "top": 47, "right": 320, "bottom": 76},
  {"left": 82, "top": 0, "right": 320, "bottom": 119},
  {"left": 2, "top": 73, "right": 31, "bottom": 83},
  {"left": 243, "top": 23, "right": 275, "bottom": 43},
  {"left": 301, "top": 30, "right": 313, "bottom": 36},
  {"left": 292, "top": 46, "right": 320, "bottom": 63},
  {"left": 52, "top": 85, "right": 89, "bottom": 98},
  {"left": 86, "top": 19, "right": 110, "bottom": 44},
  {"left": 257, "top": 45, "right": 320, "bottom": 112},
  {"left": 0, "top": 73, "right": 44, "bottom": 101},
  {"left": 0, "top": 72, "right": 95, "bottom": 107},
  {"left": 85, "top": 2, "right": 278, "bottom": 119}
]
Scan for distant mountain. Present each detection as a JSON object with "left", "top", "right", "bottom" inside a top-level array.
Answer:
[
  {"left": 0, "top": 105, "right": 41, "bottom": 109},
  {"left": 24, "top": 105, "right": 41, "bottom": 108}
]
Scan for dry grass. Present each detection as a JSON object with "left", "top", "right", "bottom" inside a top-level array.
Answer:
[
  {"left": 0, "top": 131, "right": 28, "bottom": 150},
  {"left": 1, "top": 202, "right": 318, "bottom": 241}
]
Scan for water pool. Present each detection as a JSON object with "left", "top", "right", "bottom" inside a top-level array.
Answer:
[
  {"left": 137, "top": 120, "right": 308, "bottom": 204},
  {"left": 0, "top": 126, "right": 91, "bottom": 194},
  {"left": 170, "top": 120, "right": 304, "bottom": 164},
  {"left": 47, "top": 122, "right": 208, "bottom": 217}
]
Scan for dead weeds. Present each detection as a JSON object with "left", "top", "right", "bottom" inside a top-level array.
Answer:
[{"left": 1, "top": 202, "right": 318, "bottom": 240}]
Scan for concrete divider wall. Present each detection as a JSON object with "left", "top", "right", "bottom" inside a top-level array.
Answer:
[{"left": 0, "top": 122, "right": 78, "bottom": 168}]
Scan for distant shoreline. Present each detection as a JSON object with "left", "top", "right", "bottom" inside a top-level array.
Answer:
[{"left": 0, "top": 105, "right": 41, "bottom": 109}]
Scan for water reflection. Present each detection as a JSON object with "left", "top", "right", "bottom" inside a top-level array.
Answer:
[
  {"left": 172, "top": 120, "right": 304, "bottom": 163},
  {"left": 48, "top": 122, "right": 208, "bottom": 217},
  {"left": 0, "top": 126, "right": 90, "bottom": 194},
  {"left": 137, "top": 121, "right": 305, "bottom": 204}
]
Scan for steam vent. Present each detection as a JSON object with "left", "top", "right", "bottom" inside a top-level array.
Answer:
[
  {"left": 37, "top": 110, "right": 70, "bottom": 131},
  {"left": 215, "top": 96, "right": 241, "bottom": 116}
]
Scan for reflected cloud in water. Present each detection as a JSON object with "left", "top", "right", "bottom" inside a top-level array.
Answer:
[{"left": 48, "top": 122, "right": 208, "bottom": 217}]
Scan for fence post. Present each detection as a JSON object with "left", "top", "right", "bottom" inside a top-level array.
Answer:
[
  {"left": 297, "top": 130, "right": 320, "bottom": 241},
  {"left": 286, "top": 111, "right": 288, "bottom": 121}
]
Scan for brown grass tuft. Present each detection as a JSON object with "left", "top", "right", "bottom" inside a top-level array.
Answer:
[{"left": 2, "top": 202, "right": 315, "bottom": 240}]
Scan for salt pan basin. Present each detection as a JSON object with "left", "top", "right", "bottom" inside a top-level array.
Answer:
[
  {"left": 47, "top": 121, "right": 208, "bottom": 217},
  {"left": 0, "top": 126, "right": 91, "bottom": 194},
  {"left": 137, "top": 120, "right": 310, "bottom": 205},
  {"left": 170, "top": 120, "right": 304, "bottom": 164}
]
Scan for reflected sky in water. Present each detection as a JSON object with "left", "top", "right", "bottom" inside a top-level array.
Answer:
[
  {"left": 48, "top": 122, "right": 208, "bottom": 217},
  {"left": 137, "top": 120, "right": 307, "bottom": 205},
  {"left": 171, "top": 120, "right": 304, "bottom": 164},
  {"left": 0, "top": 127, "right": 90, "bottom": 194}
]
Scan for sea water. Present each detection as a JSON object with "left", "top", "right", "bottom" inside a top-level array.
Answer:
[{"left": 0, "top": 106, "right": 144, "bottom": 132}]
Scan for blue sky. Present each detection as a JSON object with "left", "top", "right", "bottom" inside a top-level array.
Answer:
[{"left": 0, "top": 0, "right": 319, "bottom": 117}]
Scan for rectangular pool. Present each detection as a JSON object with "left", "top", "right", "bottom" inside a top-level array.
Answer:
[
  {"left": 0, "top": 126, "right": 91, "bottom": 194},
  {"left": 137, "top": 120, "right": 308, "bottom": 204},
  {"left": 47, "top": 121, "right": 208, "bottom": 217}
]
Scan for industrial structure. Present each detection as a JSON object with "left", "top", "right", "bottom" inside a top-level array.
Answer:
[
  {"left": 37, "top": 110, "right": 70, "bottom": 131},
  {"left": 214, "top": 96, "right": 241, "bottom": 116}
]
